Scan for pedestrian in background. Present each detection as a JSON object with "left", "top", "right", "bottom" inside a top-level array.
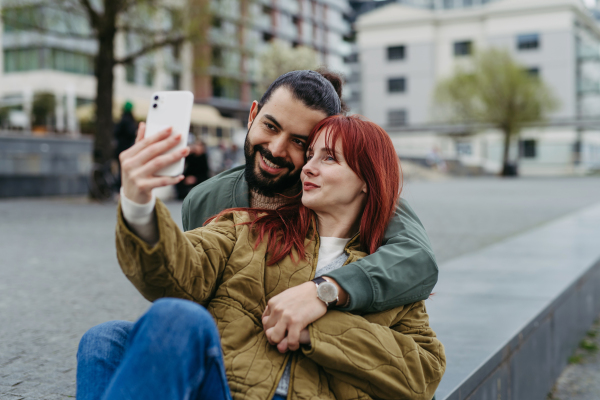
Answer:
[
  {"left": 176, "top": 139, "right": 210, "bottom": 200},
  {"left": 114, "top": 101, "right": 137, "bottom": 190}
]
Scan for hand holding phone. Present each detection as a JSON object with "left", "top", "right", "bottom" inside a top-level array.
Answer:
[
  {"left": 119, "top": 123, "right": 189, "bottom": 204},
  {"left": 144, "top": 91, "right": 194, "bottom": 176}
]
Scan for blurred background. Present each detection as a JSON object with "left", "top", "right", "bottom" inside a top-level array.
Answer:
[
  {"left": 1, "top": 0, "right": 600, "bottom": 200},
  {"left": 2, "top": 0, "right": 600, "bottom": 399}
]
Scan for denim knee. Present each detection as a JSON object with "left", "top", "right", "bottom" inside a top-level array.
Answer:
[
  {"left": 141, "top": 298, "right": 218, "bottom": 346},
  {"left": 77, "top": 320, "right": 133, "bottom": 363}
]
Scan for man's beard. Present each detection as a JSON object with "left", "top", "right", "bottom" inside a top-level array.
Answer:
[{"left": 244, "top": 135, "right": 302, "bottom": 197}]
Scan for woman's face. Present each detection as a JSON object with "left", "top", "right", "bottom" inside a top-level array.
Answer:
[{"left": 301, "top": 130, "right": 367, "bottom": 215}]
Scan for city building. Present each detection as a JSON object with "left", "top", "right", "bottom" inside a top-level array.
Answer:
[
  {"left": 192, "top": 0, "right": 353, "bottom": 122},
  {"left": 356, "top": 0, "right": 600, "bottom": 175}
]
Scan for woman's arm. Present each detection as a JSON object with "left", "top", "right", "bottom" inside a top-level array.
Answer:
[
  {"left": 302, "top": 301, "right": 445, "bottom": 400},
  {"left": 325, "top": 198, "right": 439, "bottom": 312},
  {"left": 116, "top": 199, "right": 237, "bottom": 306}
]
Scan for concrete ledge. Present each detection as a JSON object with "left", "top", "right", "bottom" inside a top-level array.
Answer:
[
  {"left": 428, "top": 202, "right": 600, "bottom": 400},
  {"left": 0, "top": 134, "right": 92, "bottom": 197}
]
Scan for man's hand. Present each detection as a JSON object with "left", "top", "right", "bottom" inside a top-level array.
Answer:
[
  {"left": 120, "top": 123, "right": 189, "bottom": 204},
  {"left": 263, "top": 281, "right": 326, "bottom": 352},
  {"left": 262, "top": 278, "right": 348, "bottom": 352}
]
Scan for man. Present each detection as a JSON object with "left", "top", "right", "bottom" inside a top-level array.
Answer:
[{"left": 182, "top": 69, "right": 438, "bottom": 352}]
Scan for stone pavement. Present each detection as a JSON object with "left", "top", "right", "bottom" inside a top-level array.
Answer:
[{"left": 1, "top": 177, "right": 599, "bottom": 399}]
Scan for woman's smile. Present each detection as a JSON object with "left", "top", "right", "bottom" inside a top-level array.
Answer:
[{"left": 303, "top": 181, "right": 319, "bottom": 190}]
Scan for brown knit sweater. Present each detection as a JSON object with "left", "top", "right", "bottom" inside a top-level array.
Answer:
[{"left": 249, "top": 185, "right": 301, "bottom": 210}]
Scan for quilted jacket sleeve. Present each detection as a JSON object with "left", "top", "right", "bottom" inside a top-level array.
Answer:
[
  {"left": 302, "top": 301, "right": 445, "bottom": 400},
  {"left": 116, "top": 199, "right": 237, "bottom": 306}
]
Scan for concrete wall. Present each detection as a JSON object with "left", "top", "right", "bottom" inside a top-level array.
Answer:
[
  {"left": 429, "top": 203, "right": 600, "bottom": 399},
  {"left": 0, "top": 134, "right": 93, "bottom": 197}
]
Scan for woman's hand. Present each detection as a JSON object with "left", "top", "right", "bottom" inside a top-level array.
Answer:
[
  {"left": 262, "top": 281, "right": 327, "bottom": 351},
  {"left": 276, "top": 329, "right": 311, "bottom": 353},
  {"left": 120, "top": 122, "right": 189, "bottom": 204}
]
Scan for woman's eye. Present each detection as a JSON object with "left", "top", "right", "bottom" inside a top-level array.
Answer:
[
  {"left": 306, "top": 154, "right": 313, "bottom": 160},
  {"left": 325, "top": 156, "right": 335, "bottom": 161}
]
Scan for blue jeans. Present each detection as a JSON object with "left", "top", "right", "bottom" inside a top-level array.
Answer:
[{"left": 77, "top": 298, "right": 240, "bottom": 400}]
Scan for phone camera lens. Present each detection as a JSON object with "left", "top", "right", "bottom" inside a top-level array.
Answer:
[
  {"left": 153, "top": 104, "right": 158, "bottom": 108},
  {"left": 154, "top": 95, "right": 159, "bottom": 100}
]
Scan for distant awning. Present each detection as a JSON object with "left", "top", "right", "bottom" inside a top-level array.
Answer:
[{"left": 76, "top": 98, "right": 241, "bottom": 129}]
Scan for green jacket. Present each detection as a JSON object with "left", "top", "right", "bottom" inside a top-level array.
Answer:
[
  {"left": 182, "top": 165, "right": 438, "bottom": 313},
  {"left": 117, "top": 201, "right": 446, "bottom": 400}
]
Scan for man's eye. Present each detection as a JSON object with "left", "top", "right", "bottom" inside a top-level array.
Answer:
[
  {"left": 292, "top": 139, "right": 305, "bottom": 147},
  {"left": 265, "top": 123, "right": 276, "bottom": 131}
]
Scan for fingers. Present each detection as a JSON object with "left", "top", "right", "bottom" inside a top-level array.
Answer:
[
  {"left": 265, "top": 319, "right": 287, "bottom": 345},
  {"left": 277, "top": 338, "right": 289, "bottom": 353},
  {"left": 299, "top": 329, "right": 310, "bottom": 345},
  {"left": 135, "top": 146, "right": 190, "bottom": 178},
  {"left": 127, "top": 131, "right": 181, "bottom": 171},
  {"left": 133, "top": 175, "right": 185, "bottom": 194},
  {"left": 122, "top": 127, "right": 173, "bottom": 162},
  {"left": 286, "top": 326, "right": 301, "bottom": 351},
  {"left": 135, "top": 122, "right": 146, "bottom": 144}
]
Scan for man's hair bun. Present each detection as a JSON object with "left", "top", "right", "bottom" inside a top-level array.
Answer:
[{"left": 315, "top": 67, "right": 349, "bottom": 114}]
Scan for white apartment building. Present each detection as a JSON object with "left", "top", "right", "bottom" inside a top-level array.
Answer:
[{"left": 357, "top": 0, "right": 600, "bottom": 175}]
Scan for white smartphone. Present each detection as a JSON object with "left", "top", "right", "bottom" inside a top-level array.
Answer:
[{"left": 145, "top": 90, "right": 194, "bottom": 176}]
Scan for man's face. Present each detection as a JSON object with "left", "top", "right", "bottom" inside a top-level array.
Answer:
[{"left": 244, "top": 88, "right": 328, "bottom": 196}]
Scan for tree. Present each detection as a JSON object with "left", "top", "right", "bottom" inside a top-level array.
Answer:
[
  {"left": 1, "top": 0, "right": 207, "bottom": 197},
  {"left": 434, "top": 48, "right": 559, "bottom": 176},
  {"left": 258, "top": 39, "right": 319, "bottom": 92}
]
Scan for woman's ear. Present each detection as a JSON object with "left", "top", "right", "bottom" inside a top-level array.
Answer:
[{"left": 362, "top": 182, "right": 367, "bottom": 194}]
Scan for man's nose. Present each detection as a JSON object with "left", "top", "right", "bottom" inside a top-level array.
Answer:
[{"left": 269, "top": 136, "right": 287, "bottom": 159}]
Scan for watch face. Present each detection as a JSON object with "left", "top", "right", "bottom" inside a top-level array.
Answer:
[{"left": 317, "top": 281, "right": 338, "bottom": 303}]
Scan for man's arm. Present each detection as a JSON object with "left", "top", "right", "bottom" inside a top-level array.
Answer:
[{"left": 325, "top": 198, "right": 438, "bottom": 313}]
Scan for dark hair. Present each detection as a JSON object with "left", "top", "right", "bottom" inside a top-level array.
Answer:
[{"left": 258, "top": 68, "right": 349, "bottom": 116}]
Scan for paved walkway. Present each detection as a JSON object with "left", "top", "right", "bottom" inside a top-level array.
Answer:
[{"left": 1, "top": 177, "right": 599, "bottom": 399}]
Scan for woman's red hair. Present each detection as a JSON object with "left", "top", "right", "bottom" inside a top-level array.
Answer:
[{"left": 208, "top": 115, "right": 402, "bottom": 264}]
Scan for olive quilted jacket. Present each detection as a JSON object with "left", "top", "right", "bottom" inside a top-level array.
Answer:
[{"left": 116, "top": 200, "right": 446, "bottom": 400}]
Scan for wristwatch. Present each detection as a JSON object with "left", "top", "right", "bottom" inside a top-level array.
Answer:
[{"left": 312, "top": 277, "right": 339, "bottom": 308}]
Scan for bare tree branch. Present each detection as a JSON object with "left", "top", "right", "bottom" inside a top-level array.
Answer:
[
  {"left": 80, "top": 0, "right": 101, "bottom": 28},
  {"left": 114, "top": 35, "right": 186, "bottom": 64}
]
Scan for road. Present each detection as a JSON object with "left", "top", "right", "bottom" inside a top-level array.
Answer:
[{"left": 1, "top": 177, "right": 599, "bottom": 399}]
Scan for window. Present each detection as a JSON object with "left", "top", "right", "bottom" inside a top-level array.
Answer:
[
  {"left": 172, "top": 73, "right": 181, "bottom": 90},
  {"left": 517, "top": 34, "right": 539, "bottom": 50},
  {"left": 212, "top": 47, "right": 223, "bottom": 67},
  {"left": 456, "top": 142, "right": 472, "bottom": 156},
  {"left": 520, "top": 140, "right": 537, "bottom": 158},
  {"left": 526, "top": 67, "right": 539, "bottom": 77},
  {"left": 262, "top": 32, "right": 274, "bottom": 42},
  {"left": 125, "top": 63, "right": 135, "bottom": 83},
  {"left": 3, "top": 48, "right": 93, "bottom": 75},
  {"left": 464, "top": 0, "right": 473, "bottom": 6},
  {"left": 454, "top": 41, "right": 472, "bottom": 56},
  {"left": 216, "top": 127, "right": 223, "bottom": 138},
  {"left": 344, "top": 53, "right": 358, "bottom": 63},
  {"left": 388, "top": 77, "right": 406, "bottom": 93},
  {"left": 388, "top": 109, "right": 407, "bottom": 126},
  {"left": 444, "top": 0, "right": 454, "bottom": 8},
  {"left": 387, "top": 45, "right": 406, "bottom": 61},
  {"left": 145, "top": 67, "right": 155, "bottom": 87}
]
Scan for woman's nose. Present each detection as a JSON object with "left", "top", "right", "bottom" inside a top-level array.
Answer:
[{"left": 302, "top": 159, "right": 318, "bottom": 176}]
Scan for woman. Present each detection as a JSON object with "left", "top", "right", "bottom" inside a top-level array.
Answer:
[{"left": 77, "top": 115, "right": 445, "bottom": 400}]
